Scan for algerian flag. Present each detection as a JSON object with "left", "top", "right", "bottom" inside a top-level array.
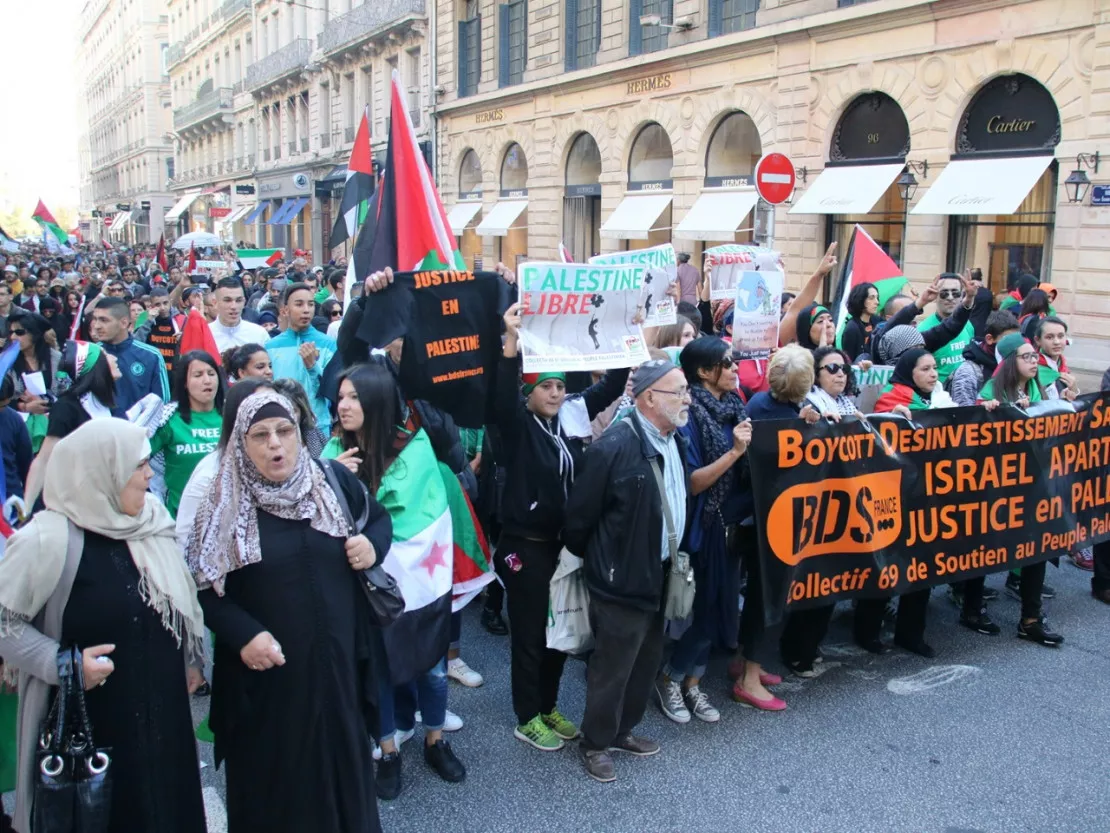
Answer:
[
  {"left": 440, "top": 461, "right": 495, "bottom": 611},
  {"left": 831, "top": 224, "right": 908, "bottom": 349},
  {"left": 374, "top": 429, "right": 453, "bottom": 683},
  {"left": 32, "top": 200, "right": 68, "bottom": 245}
]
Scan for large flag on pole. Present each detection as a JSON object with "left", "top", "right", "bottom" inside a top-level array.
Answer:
[
  {"left": 32, "top": 200, "right": 68, "bottom": 245},
  {"left": 329, "top": 105, "right": 375, "bottom": 251},
  {"left": 155, "top": 233, "right": 169, "bottom": 272},
  {"left": 831, "top": 224, "right": 908, "bottom": 348}
]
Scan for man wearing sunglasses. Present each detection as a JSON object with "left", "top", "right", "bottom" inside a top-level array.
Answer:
[{"left": 915, "top": 272, "right": 994, "bottom": 386}]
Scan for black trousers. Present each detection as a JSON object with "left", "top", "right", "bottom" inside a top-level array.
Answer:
[
  {"left": 1093, "top": 540, "right": 1110, "bottom": 593},
  {"left": 963, "top": 563, "right": 1047, "bottom": 620},
  {"left": 780, "top": 605, "right": 835, "bottom": 666},
  {"left": 855, "top": 589, "right": 930, "bottom": 644},
  {"left": 581, "top": 596, "right": 665, "bottom": 751},
  {"left": 737, "top": 525, "right": 782, "bottom": 666},
  {"left": 496, "top": 535, "right": 567, "bottom": 725}
]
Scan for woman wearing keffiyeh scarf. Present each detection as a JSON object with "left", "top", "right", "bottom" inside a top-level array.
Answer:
[
  {"left": 655, "top": 336, "right": 783, "bottom": 724},
  {"left": 186, "top": 389, "right": 394, "bottom": 833}
]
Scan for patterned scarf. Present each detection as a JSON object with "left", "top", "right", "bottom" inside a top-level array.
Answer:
[
  {"left": 185, "top": 391, "right": 348, "bottom": 595},
  {"left": 688, "top": 384, "right": 747, "bottom": 523}
]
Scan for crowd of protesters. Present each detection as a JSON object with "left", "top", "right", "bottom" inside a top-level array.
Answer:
[{"left": 0, "top": 233, "right": 1107, "bottom": 832}]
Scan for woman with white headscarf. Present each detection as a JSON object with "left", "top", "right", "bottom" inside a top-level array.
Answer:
[
  {"left": 185, "top": 389, "right": 392, "bottom": 833},
  {"left": 0, "top": 419, "right": 208, "bottom": 833}
]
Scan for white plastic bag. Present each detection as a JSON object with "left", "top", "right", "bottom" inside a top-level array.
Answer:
[{"left": 545, "top": 549, "right": 593, "bottom": 654}]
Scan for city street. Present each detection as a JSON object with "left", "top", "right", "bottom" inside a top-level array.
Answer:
[{"left": 191, "top": 561, "right": 1108, "bottom": 833}]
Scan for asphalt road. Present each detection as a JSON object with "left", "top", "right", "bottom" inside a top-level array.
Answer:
[
  {"left": 190, "top": 559, "right": 1109, "bottom": 833},
  {"left": 8, "top": 560, "right": 1105, "bottom": 833}
]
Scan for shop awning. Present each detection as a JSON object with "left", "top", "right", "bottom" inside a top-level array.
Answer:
[
  {"left": 475, "top": 200, "right": 528, "bottom": 236},
  {"left": 789, "top": 163, "right": 905, "bottom": 215},
  {"left": 674, "top": 190, "right": 760, "bottom": 240},
  {"left": 108, "top": 210, "right": 132, "bottom": 236},
  {"left": 267, "top": 197, "right": 309, "bottom": 225},
  {"left": 224, "top": 204, "right": 255, "bottom": 223},
  {"left": 319, "top": 164, "right": 348, "bottom": 183},
  {"left": 600, "top": 193, "right": 673, "bottom": 240},
  {"left": 448, "top": 201, "right": 483, "bottom": 235},
  {"left": 243, "top": 202, "right": 270, "bottom": 224},
  {"left": 911, "top": 155, "right": 1054, "bottom": 215},
  {"left": 164, "top": 192, "right": 202, "bottom": 221}
]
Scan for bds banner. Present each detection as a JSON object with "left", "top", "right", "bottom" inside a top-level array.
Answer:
[{"left": 750, "top": 395, "right": 1110, "bottom": 624}]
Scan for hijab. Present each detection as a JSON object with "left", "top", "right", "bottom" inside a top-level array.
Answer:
[
  {"left": 891, "top": 347, "right": 933, "bottom": 400},
  {"left": 0, "top": 419, "right": 205, "bottom": 657},
  {"left": 796, "top": 304, "right": 830, "bottom": 351},
  {"left": 185, "top": 390, "right": 348, "bottom": 594}
]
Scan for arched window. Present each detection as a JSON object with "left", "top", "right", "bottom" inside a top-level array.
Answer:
[
  {"left": 501, "top": 143, "right": 528, "bottom": 194},
  {"left": 566, "top": 133, "right": 601, "bottom": 190},
  {"left": 628, "top": 123, "right": 672, "bottom": 187},
  {"left": 459, "top": 149, "right": 482, "bottom": 198},
  {"left": 564, "top": 133, "right": 602, "bottom": 261},
  {"left": 704, "top": 111, "right": 761, "bottom": 184}
]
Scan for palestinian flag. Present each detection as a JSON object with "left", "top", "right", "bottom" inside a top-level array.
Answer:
[
  {"left": 32, "top": 200, "right": 67, "bottom": 245},
  {"left": 329, "top": 106, "right": 375, "bottom": 251},
  {"left": 186, "top": 243, "right": 197, "bottom": 273},
  {"left": 831, "top": 225, "right": 908, "bottom": 349},
  {"left": 354, "top": 69, "right": 463, "bottom": 281},
  {"left": 873, "top": 382, "right": 931, "bottom": 413},
  {"left": 179, "top": 309, "right": 221, "bottom": 364},
  {"left": 438, "top": 461, "right": 495, "bottom": 611},
  {"left": 377, "top": 429, "right": 453, "bottom": 684},
  {"left": 155, "top": 233, "right": 169, "bottom": 272},
  {"left": 234, "top": 249, "right": 283, "bottom": 269}
]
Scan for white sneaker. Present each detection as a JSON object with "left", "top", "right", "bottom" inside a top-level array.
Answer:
[
  {"left": 447, "top": 657, "right": 484, "bottom": 688},
  {"left": 394, "top": 727, "right": 415, "bottom": 747},
  {"left": 414, "top": 710, "right": 464, "bottom": 732},
  {"left": 372, "top": 742, "right": 382, "bottom": 761}
]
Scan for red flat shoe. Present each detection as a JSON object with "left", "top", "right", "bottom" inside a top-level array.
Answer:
[
  {"left": 731, "top": 683, "right": 787, "bottom": 711},
  {"left": 731, "top": 659, "right": 782, "bottom": 687},
  {"left": 760, "top": 671, "right": 783, "bottom": 686}
]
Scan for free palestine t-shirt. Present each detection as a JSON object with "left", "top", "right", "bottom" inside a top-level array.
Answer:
[
  {"left": 149, "top": 409, "right": 222, "bottom": 517},
  {"left": 917, "top": 314, "right": 973, "bottom": 385}
]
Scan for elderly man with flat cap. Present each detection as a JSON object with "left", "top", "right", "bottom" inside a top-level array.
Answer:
[{"left": 564, "top": 358, "right": 692, "bottom": 783}]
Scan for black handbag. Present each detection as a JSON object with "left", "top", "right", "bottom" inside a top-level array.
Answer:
[
  {"left": 318, "top": 459, "right": 406, "bottom": 628},
  {"left": 34, "top": 647, "right": 113, "bottom": 833}
]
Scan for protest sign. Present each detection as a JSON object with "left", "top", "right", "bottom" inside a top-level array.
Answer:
[
  {"left": 589, "top": 244, "right": 677, "bottom": 326},
  {"left": 731, "top": 269, "right": 784, "bottom": 361},
  {"left": 853, "top": 364, "right": 894, "bottom": 413},
  {"left": 517, "top": 261, "right": 650, "bottom": 372},
  {"left": 749, "top": 394, "right": 1110, "bottom": 624},
  {"left": 704, "top": 244, "right": 784, "bottom": 301}
]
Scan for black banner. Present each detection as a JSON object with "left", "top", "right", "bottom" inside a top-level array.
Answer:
[{"left": 750, "top": 395, "right": 1110, "bottom": 624}]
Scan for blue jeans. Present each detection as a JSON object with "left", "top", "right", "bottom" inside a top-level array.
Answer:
[
  {"left": 377, "top": 657, "right": 448, "bottom": 740},
  {"left": 665, "top": 614, "right": 712, "bottom": 681}
]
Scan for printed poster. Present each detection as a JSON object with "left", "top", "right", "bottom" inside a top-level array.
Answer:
[
  {"left": 589, "top": 244, "right": 677, "bottom": 326},
  {"left": 517, "top": 262, "right": 650, "bottom": 372},
  {"left": 705, "top": 244, "right": 784, "bottom": 301},
  {"left": 731, "top": 270, "right": 784, "bottom": 361}
]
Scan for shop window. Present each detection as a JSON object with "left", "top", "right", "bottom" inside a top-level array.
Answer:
[
  {"left": 708, "top": 0, "right": 758, "bottom": 37},
  {"left": 499, "top": 144, "right": 529, "bottom": 269},
  {"left": 565, "top": 0, "right": 601, "bottom": 72},
  {"left": 629, "top": 0, "right": 672, "bottom": 57},
  {"left": 499, "top": 1, "right": 527, "bottom": 87},
  {"left": 501, "top": 143, "right": 529, "bottom": 192},
  {"left": 564, "top": 132, "right": 602, "bottom": 261},
  {"left": 628, "top": 123, "right": 673, "bottom": 187}
]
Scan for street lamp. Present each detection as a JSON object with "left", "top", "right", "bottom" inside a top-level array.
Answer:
[
  {"left": 1064, "top": 152, "right": 1100, "bottom": 204},
  {"left": 897, "top": 160, "right": 929, "bottom": 203}
]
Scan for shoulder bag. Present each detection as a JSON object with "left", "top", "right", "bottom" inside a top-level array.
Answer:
[
  {"left": 318, "top": 459, "right": 406, "bottom": 628},
  {"left": 34, "top": 646, "right": 112, "bottom": 833},
  {"left": 648, "top": 458, "right": 696, "bottom": 621}
]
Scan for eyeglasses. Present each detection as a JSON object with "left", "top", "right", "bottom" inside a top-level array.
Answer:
[
  {"left": 9, "top": 328, "right": 26, "bottom": 336},
  {"left": 651, "top": 387, "right": 691, "bottom": 400},
  {"left": 717, "top": 356, "right": 736, "bottom": 370},
  {"left": 820, "top": 363, "right": 846, "bottom": 375},
  {"left": 245, "top": 423, "right": 298, "bottom": 445},
  {"left": 938, "top": 289, "right": 963, "bottom": 300},
  {"left": 1016, "top": 352, "right": 1040, "bottom": 363}
]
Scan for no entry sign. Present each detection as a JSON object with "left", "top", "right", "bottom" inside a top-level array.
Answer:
[{"left": 754, "top": 153, "right": 797, "bottom": 205}]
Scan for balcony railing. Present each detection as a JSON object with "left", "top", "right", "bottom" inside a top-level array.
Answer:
[
  {"left": 222, "top": 0, "right": 250, "bottom": 18},
  {"left": 167, "top": 42, "right": 185, "bottom": 67},
  {"left": 173, "top": 86, "right": 234, "bottom": 132},
  {"left": 245, "top": 39, "right": 313, "bottom": 93},
  {"left": 317, "top": 0, "right": 425, "bottom": 55}
]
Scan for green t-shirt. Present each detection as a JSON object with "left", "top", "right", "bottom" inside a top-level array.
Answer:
[
  {"left": 149, "top": 409, "right": 223, "bottom": 517},
  {"left": 918, "top": 314, "right": 973, "bottom": 386}
]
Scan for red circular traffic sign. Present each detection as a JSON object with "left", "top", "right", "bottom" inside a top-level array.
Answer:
[{"left": 754, "top": 153, "right": 797, "bottom": 205}]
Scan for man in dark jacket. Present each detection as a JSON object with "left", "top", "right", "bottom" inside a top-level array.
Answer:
[{"left": 564, "top": 359, "right": 691, "bottom": 783}]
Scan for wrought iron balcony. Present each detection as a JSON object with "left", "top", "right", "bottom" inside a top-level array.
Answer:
[
  {"left": 245, "top": 39, "right": 313, "bottom": 94},
  {"left": 317, "top": 0, "right": 425, "bottom": 56},
  {"left": 173, "top": 86, "right": 234, "bottom": 132},
  {"left": 222, "top": 0, "right": 251, "bottom": 18},
  {"left": 167, "top": 42, "right": 185, "bottom": 67}
]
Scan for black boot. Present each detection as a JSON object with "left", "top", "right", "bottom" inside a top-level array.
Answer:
[
  {"left": 481, "top": 606, "right": 508, "bottom": 636},
  {"left": 376, "top": 751, "right": 402, "bottom": 800}
]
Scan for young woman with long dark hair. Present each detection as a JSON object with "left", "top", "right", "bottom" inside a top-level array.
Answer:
[
  {"left": 839, "top": 282, "right": 879, "bottom": 361},
  {"left": 222, "top": 343, "right": 274, "bottom": 381},
  {"left": 149, "top": 350, "right": 227, "bottom": 517}
]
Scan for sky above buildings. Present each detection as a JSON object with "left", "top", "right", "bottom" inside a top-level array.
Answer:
[{"left": 0, "top": 0, "right": 81, "bottom": 212}]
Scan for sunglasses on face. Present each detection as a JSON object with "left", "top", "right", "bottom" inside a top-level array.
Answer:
[
  {"left": 717, "top": 356, "right": 736, "bottom": 370},
  {"left": 10, "top": 328, "right": 26, "bottom": 336},
  {"left": 330, "top": 310, "right": 342, "bottom": 318},
  {"left": 820, "top": 363, "right": 846, "bottom": 375},
  {"left": 938, "top": 289, "right": 963, "bottom": 300}
]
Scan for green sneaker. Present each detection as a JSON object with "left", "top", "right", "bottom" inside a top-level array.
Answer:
[
  {"left": 541, "top": 709, "right": 580, "bottom": 740},
  {"left": 513, "top": 715, "right": 565, "bottom": 751}
]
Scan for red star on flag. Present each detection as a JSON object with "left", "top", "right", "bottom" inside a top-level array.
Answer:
[{"left": 420, "top": 540, "right": 449, "bottom": 577}]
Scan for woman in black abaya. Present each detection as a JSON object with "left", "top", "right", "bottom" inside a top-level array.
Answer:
[{"left": 186, "top": 390, "right": 392, "bottom": 833}]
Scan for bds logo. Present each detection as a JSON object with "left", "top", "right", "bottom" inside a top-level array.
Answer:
[{"left": 766, "top": 471, "right": 903, "bottom": 566}]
